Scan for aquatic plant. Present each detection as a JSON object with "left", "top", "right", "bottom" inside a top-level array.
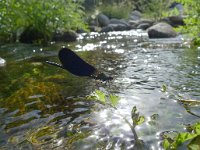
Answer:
[
  {"left": 161, "top": 84, "right": 200, "bottom": 118},
  {"left": 0, "top": 62, "right": 65, "bottom": 114},
  {"left": 163, "top": 122, "right": 200, "bottom": 149},
  {"left": 160, "top": 84, "right": 200, "bottom": 149},
  {"left": 89, "top": 90, "right": 145, "bottom": 148},
  {"left": 26, "top": 126, "right": 56, "bottom": 145},
  {"left": 0, "top": 79, "right": 63, "bottom": 114}
]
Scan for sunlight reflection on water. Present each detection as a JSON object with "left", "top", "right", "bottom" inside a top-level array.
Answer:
[{"left": 0, "top": 30, "right": 200, "bottom": 149}]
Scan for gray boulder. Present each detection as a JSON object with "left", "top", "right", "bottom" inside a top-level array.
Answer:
[
  {"left": 169, "top": 2, "right": 184, "bottom": 16},
  {"left": 129, "top": 19, "right": 154, "bottom": 29},
  {"left": 129, "top": 10, "right": 142, "bottom": 20},
  {"left": 111, "top": 24, "right": 131, "bottom": 31},
  {"left": 147, "top": 22, "right": 177, "bottom": 38},
  {"left": 100, "top": 24, "right": 131, "bottom": 33},
  {"left": 110, "top": 18, "right": 130, "bottom": 26},
  {"left": 52, "top": 31, "right": 77, "bottom": 42},
  {"left": 89, "top": 26, "right": 100, "bottom": 32},
  {"left": 97, "top": 14, "right": 110, "bottom": 27},
  {"left": 137, "top": 23, "right": 152, "bottom": 30},
  {"left": 129, "top": 20, "right": 139, "bottom": 27},
  {"left": 161, "top": 16, "right": 185, "bottom": 27},
  {"left": 19, "top": 26, "right": 46, "bottom": 43},
  {"left": 89, "top": 18, "right": 99, "bottom": 26},
  {"left": 138, "top": 19, "right": 154, "bottom": 25},
  {"left": 100, "top": 26, "right": 114, "bottom": 33}
]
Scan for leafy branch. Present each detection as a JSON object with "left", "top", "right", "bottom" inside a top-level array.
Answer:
[
  {"left": 88, "top": 90, "right": 145, "bottom": 148},
  {"left": 163, "top": 122, "right": 200, "bottom": 149}
]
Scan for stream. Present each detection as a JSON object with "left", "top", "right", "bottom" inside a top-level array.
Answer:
[{"left": 0, "top": 30, "right": 200, "bottom": 149}]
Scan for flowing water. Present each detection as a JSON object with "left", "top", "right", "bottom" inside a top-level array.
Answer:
[{"left": 0, "top": 30, "right": 200, "bottom": 150}]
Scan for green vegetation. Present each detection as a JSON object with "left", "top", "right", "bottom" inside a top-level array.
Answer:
[
  {"left": 0, "top": 0, "right": 87, "bottom": 43},
  {"left": 163, "top": 122, "right": 200, "bottom": 149},
  {"left": 177, "top": 0, "right": 200, "bottom": 45},
  {"left": 160, "top": 84, "right": 200, "bottom": 149},
  {"left": 90, "top": 90, "right": 145, "bottom": 148},
  {"left": 92, "top": 89, "right": 120, "bottom": 107},
  {"left": 0, "top": 76, "right": 64, "bottom": 114},
  {"left": 131, "top": 0, "right": 200, "bottom": 45},
  {"left": 133, "top": 0, "right": 173, "bottom": 21},
  {"left": 92, "top": 89, "right": 146, "bottom": 129},
  {"left": 84, "top": 0, "right": 133, "bottom": 19},
  {"left": 99, "top": 2, "right": 132, "bottom": 19}
]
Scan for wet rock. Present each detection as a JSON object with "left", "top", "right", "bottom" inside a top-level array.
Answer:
[
  {"left": 100, "top": 24, "right": 131, "bottom": 33},
  {"left": 97, "top": 14, "right": 110, "bottom": 27},
  {"left": 138, "top": 19, "right": 154, "bottom": 25},
  {"left": 147, "top": 22, "right": 177, "bottom": 38},
  {"left": 52, "top": 31, "right": 77, "bottom": 42},
  {"left": 169, "top": 2, "right": 184, "bottom": 16},
  {"left": 109, "top": 18, "right": 130, "bottom": 26},
  {"left": 100, "top": 26, "right": 114, "bottom": 33},
  {"left": 76, "top": 29, "right": 87, "bottom": 34},
  {"left": 19, "top": 26, "right": 46, "bottom": 43},
  {"left": 89, "top": 18, "right": 99, "bottom": 26},
  {"left": 161, "top": 16, "right": 185, "bottom": 27},
  {"left": 129, "top": 20, "right": 139, "bottom": 28},
  {"left": 0, "top": 57, "right": 6, "bottom": 67},
  {"left": 129, "top": 10, "right": 142, "bottom": 20},
  {"left": 89, "top": 26, "right": 100, "bottom": 32},
  {"left": 130, "top": 19, "right": 154, "bottom": 29},
  {"left": 137, "top": 23, "right": 152, "bottom": 30},
  {"left": 112, "top": 24, "right": 131, "bottom": 31}
]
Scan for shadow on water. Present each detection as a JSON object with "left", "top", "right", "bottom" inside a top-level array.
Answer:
[{"left": 0, "top": 30, "right": 200, "bottom": 149}]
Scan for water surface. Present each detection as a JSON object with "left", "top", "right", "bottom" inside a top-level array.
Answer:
[{"left": 0, "top": 30, "right": 200, "bottom": 149}]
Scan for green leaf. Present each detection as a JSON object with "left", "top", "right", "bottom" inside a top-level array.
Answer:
[
  {"left": 188, "top": 135, "right": 200, "bottom": 150},
  {"left": 161, "top": 84, "right": 167, "bottom": 92},
  {"left": 94, "top": 90, "right": 106, "bottom": 104},
  {"left": 131, "top": 106, "right": 145, "bottom": 126},
  {"left": 137, "top": 116, "right": 145, "bottom": 125},
  {"left": 108, "top": 94, "right": 120, "bottom": 107},
  {"left": 33, "top": 68, "right": 40, "bottom": 75},
  {"left": 193, "top": 122, "right": 200, "bottom": 134},
  {"left": 163, "top": 139, "right": 170, "bottom": 149},
  {"left": 174, "top": 133, "right": 197, "bottom": 147},
  {"left": 150, "top": 114, "right": 159, "bottom": 120},
  {"left": 162, "top": 122, "right": 200, "bottom": 149}
]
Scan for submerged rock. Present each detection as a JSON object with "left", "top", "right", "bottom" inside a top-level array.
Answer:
[
  {"left": 0, "top": 57, "right": 6, "bottom": 67},
  {"left": 147, "top": 22, "right": 177, "bottom": 38}
]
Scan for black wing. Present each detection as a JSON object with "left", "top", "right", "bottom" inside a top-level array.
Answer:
[
  {"left": 58, "top": 48, "right": 96, "bottom": 77},
  {"left": 46, "top": 47, "right": 113, "bottom": 82}
]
